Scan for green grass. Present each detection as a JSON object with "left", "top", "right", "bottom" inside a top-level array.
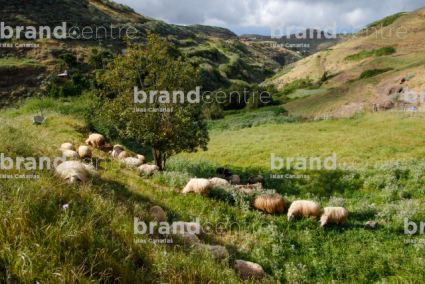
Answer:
[
  {"left": 288, "top": 88, "right": 329, "bottom": 99},
  {"left": 344, "top": 47, "right": 396, "bottom": 62},
  {"left": 2, "top": 98, "right": 425, "bottom": 283},
  {"left": 180, "top": 112, "right": 425, "bottom": 168}
]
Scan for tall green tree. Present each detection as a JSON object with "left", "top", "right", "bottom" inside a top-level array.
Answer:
[{"left": 96, "top": 33, "right": 209, "bottom": 170}]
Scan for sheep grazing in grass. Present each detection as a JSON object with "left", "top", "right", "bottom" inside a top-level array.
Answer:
[
  {"left": 235, "top": 260, "right": 265, "bottom": 280},
  {"left": 252, "top": 194, "right": 285, "bottom": 214},
  {"left": 193, "top": 243, "right": 229, "bottom": 262},
  {"left": 81, "top": 164, "right": 101, "bottom": 180},
  {"left": 216, "top": 167, "right": 232, "bottom": 177},
  {"left": 149, "top": 206, "right": 166, "bottom": 222},
  {"left": 287, "top": 200, "right": 321, "bottom": 221},
  {"left": 230, "top": 175, "right": 241, "bottom": 185},
  {"left": 113, "top": 145, "right": 124, "bottom": 151},
  {"left": 136, "top": 154, "right": 147, "bottom": 164},
  {"left": 60, "top": 143, "right": 76, "bottom": 152},
  {"left": 78, "top": 146, "right": 92, "bottom": 159},
  {"left": 319, "top": 207, "right": 349, "bottom": 227},
  {"left": 55, "top": 161, "right": 89, "bottom": 184},
  {"left": 109, "top": 149, "right": 121, "bottom": 159},
  {"left": 138, "top": 164, "right": 159, "bottom": 176},
  {"left": 62, "top": 150, "right": 79, "bottom": 159},
  {"left": 85, "top": 133, "right": 105, "bottom": 149},
  {"left": 210, "top": 177, "right": 230, "bottom": 186},
  {"left": 117, "top": 151, "right": 130, "bottom": 160},
  {"left": 248, "top": 175, "right": 264, "bottom": 184},
  {"left": 124, "top": 157, "right": 143, "bottom": 167},
  {"left": 171, "top": 221, "right": 204, "bottom": 239},
  {"left": 182, "top": 178, "right": 212, "bottom": 196}
]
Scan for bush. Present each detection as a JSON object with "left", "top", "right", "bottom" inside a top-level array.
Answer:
[
  {"left": 202, "top": 103, "right": 224, "bottom": 121},
  {"left": 58, "top": 53, "right": 76, "bottom": 67},
  {"left": 375, "top": 46, "right": 396, "bottom": 56},
  {"left": 405, "top": 73, "right": 415, "bottom": 81},
  {"left": 359, "top": 68, "right": 394, "bottom": 79}
]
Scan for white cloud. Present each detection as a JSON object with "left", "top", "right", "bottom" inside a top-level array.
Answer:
[{"left": 115, "top": 0, "right": 424, "bottom": 31}]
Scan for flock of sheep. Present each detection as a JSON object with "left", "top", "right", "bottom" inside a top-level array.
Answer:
[
  {"left": 148, "top": 205, "right": 266, "bottom": 280},
  {"left": 182, "top": 176, "right": 349, "bottom": 227},
  {"left": 54, "top": 133, "right": 349, "bottom": 280},
  {"left": 56, "top": 133, "right": 159, "bottom": 183}
]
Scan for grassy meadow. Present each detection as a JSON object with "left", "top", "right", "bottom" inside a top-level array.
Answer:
[{"left": 0, "top": 97, "right": 425, "bottom": 283}]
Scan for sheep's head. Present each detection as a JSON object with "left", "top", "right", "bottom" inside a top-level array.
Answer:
[
  {"left": 68, "top": 176, "right": 81, "bottom": 184},
  {"left": 319, "top": 216, "right": 329, "bottom": 227},
  {"left": 287, "top": 214, "right": 295, "bottom": 221}
]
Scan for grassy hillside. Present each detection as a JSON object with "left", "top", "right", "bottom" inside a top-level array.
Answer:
[
  {"left": 2, "top": 97, "right": 425, "bottom": 282},
  {"left": 266, "top": 8, "right": 425, "bottom": 117},
  {"left": 0, "top": 0, "right": 302, "bottom": 109}
]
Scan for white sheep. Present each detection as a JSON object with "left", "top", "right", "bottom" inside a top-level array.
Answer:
[
  {"left": 85, "top": 133, "right": 105, "bottom": 149},
  {"left": 124, "top": 157, "right": 143, "bottom": 167},
  {"left": 136, "top": 154, "right": 147, "bottom": 164},
  {"left": 182, "top": 178, "right": 212, "bottom": 196},
  {"left": 60, "top": 143, "right": 76, "bottom": 152},
  {"left": 117, "top": 151, "right": 130, "bottom": 160},
  {"left": 287, "top": 200, "right": 321, "bottom": 221},
  {"left": 138, "top": 164, "right": 159, "bottom": 175},
  {"left": 109, "top": 149, "right": 121, "bottom": 159},
  {"left": 113, "top": 145, "right": 124, "bottom": 151},
  {"left": 62, "top": 150, "right": 79, "bottom": 159},
  {"left": 55, "top": 161, "right": 89, "bottom": 183},
  {"left": 81, "top": 164, "right": 101, "bottom": 180},
  {"left": 78, "top": 146, "right": 92, "bottom": 159},
  {"left": 319, "top": 207, "right": 349, "bottom": 227},
  {"left": 210, "top": 177, "right": 230, "bottom": 186}
]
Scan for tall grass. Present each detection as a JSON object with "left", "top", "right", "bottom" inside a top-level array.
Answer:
[{"left": 2, "top": 98, "right": 425, "bottom": 283}]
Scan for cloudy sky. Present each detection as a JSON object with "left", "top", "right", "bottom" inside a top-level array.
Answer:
[{"left": 117, "top": 0, "right": 424, "bottom": 35}]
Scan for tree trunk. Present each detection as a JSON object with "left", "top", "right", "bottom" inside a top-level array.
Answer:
[{"left": 151, "top": 148, "right": 163, "bottom": 171}]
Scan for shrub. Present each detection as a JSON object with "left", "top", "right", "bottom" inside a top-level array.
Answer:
[
  {"left": 359, "top": 68, "right": 394, "bottom": 79},
  {"left": 353, "top": 201, "right": 377, "bottom": 220},
  {"left": 405, "top": 73, "right": 415, "bottom": 81},
  {"left": 202, "top": 103, "right": 224, "bottom": 121},
  {"left": 327, "top": 196, "right": 347, "bottom": 207},
  {"left": 375, "top": 46, "right": 396, "bottom": 56},
  {"left": 58, "top": 53, "right": 77, "bottom": 67},
  {"left": 392, "top": 93, "right": 400, "bottom": 101},
  {"left": 49, "top": 86, "right": 60, "bottom": 98}
]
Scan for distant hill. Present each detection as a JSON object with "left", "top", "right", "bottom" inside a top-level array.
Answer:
[
  {"left": 0, "top": 0, "right": 302, "bottom": 108},
  {"left": 241, "top": 29, "right": 344, "bottom": 53},
  {"left": 263, "top": 10, "right": 425, "bottom": 117}
]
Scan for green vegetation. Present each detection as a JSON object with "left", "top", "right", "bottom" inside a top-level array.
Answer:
[
  {"left": 366, "top": 12, "right": 408, "bottom": 28},
  {"left": 359, "top": 67, "right": 394, "bottom": 79},
  {"left": 3, "top": 98, "right": 425, "bottom": 282},
  {"left": 96, "top": 34, "right": 209, "bottom": 170},
  {"left": 345, "top": 47, "right": 396, "bottom": 61}
]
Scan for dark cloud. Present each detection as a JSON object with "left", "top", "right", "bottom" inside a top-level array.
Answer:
[{"left": 116, "top": 0, "right": 424, "bottom": 32}]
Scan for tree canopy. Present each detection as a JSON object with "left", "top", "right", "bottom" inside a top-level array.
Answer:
[{"left": 95, "top": 33, "right": 209, "bottom": 170}]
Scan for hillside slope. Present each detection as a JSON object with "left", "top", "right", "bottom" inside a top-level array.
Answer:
[
  {"left": 0, "top": 0, "right": 302, "bottom": 109},
  {"left": 267, "top": 9, "right": 425, "bottom": 117}
]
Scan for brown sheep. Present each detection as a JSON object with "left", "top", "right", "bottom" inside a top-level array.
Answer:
[
  {"left": 248, "top": 175, "right": 264, "bottom": 184},
  {"left": 235, "top": 260, "right": 265, "bottom": 280},
  {"left": 252, "top": 194, "right": 285, "bottom": 214}
]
